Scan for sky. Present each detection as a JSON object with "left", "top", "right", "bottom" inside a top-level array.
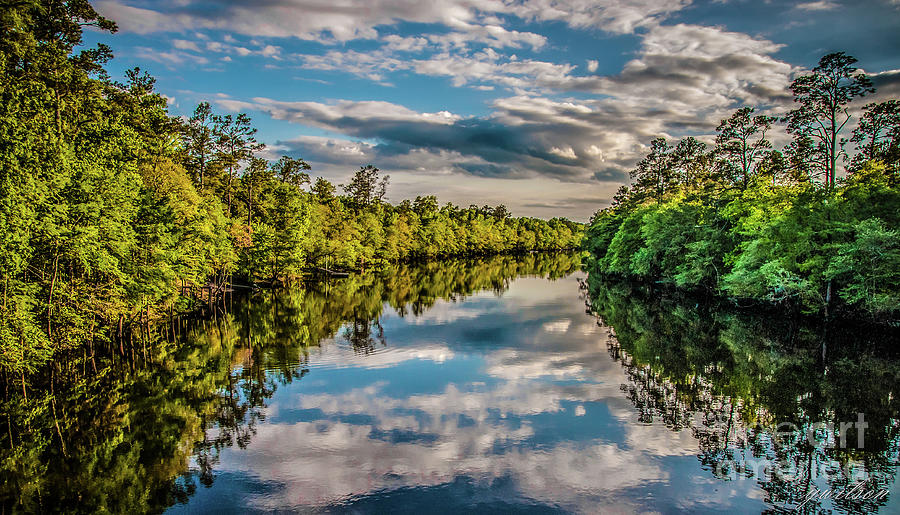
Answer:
[{"left": 85, "top": 0, "right": 900, "bottom": 221}]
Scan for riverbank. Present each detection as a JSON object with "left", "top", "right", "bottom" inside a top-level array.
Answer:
[{"left": 584, "top": 162, "right": 899, "bottom": 323}]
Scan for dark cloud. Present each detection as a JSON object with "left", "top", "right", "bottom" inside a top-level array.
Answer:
[
  {"left": 221, "top": 97, "right": 628, "bottom": 182},
  {"left": 871, "top": 70, "right": 900, "bottom": 100}
]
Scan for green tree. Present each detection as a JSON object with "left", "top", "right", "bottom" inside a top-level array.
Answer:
[
  {"left": 850, "top": 100, "right": 900, "bottom": 170},
  {"left": 342, "top": 164, "right": 389, "bottom": 210},
  {"left": 785, "top": 52, "right": 874, "bottom": 190},
  {"left": 672, "top": 136, "right": 712, "bottom": 192},
  {"left": 715, "top": 107, "right": 774, "bottom": 190},
  {"left": 183, "top": 102, "right": 217, "bottom": 190},
  {"left": 272, "top": 155, "right": 311, "bottom": 187},
  {"left": 828, "top": 218, "right": 900, "bottom": 315},
  {"left": 311, "top": 177, "right": 336, "bottom": 203},
  {"left": 630, "top": 137, "right": 675, "bottom": 203},
  {"left": 214, "top": 112, "right": 263, "bottom": 216}
]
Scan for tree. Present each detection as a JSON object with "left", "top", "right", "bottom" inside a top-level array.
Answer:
[
  {"left": 783, "top": 133, "right": 819, "bottom": 182},
  {"left": 214, "top": 113, "right": 263, "bottom": 216},
  {"left": 183, "top": 102, "right": 217, "bottom": 190},
  {"left": 271, "top": 155, "right": 311, "bottom": 187},
  {"left": 413, "top": 195, "right": 439, "bottom": 219},
  {"left": 630, "top": 138, "right": 675, "bottom": 203},
  {"left": 828, "top": 218, "right": 900, "bottom": 315},
  {"left": 672, "top": 137, "right": 713, "bottom": 192},
  {"left": 757, "top": 149, "right": 800, "bottom": 186},
  {"left": 2, "top": 0, "right": 117, "bottom": 136},
  {"left": 492, "top": 205, "right": 510, "bottom": 220},
  {"left": 0, "top": 0, "right": 589, "bottom": 382},
  {"left": 850, "top": 100, "right": 900, "bottom": 169},
  {"left": 311, "top": 177, "right": 336, "bottom": 203},
  {"left": 785, "top": 52, "right": 874, "bottom": 190},
  {"left": 715, "top": 107, "right": 774, "bottom": 190},
  {"left": 242, "top": 157, "right": 272, "bottom": 226},
  {"left": 342, "top": 165, "right": 389, "bottom": 210}
]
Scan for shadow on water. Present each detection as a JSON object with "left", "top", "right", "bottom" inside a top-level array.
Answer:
[
  {"left": 0, "top": 253, "right": 581, "bottom": 514},
  {"left": 583, "top": 275, "right": 900, "bottom": 514}
]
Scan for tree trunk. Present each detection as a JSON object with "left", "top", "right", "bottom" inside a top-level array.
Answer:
[
  {"left": 247, "top": 180, "right": 253, "bottom": 226},
  {"left": 47, "top": 252, "right": 60, "bottom": 337}
]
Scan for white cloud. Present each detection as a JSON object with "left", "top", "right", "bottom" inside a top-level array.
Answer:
[
  {"left": 96, "top": 0, "right": 692, "bottom": 40},
  {"left": 794, "top": 1, "right": 840, "bottom": 10},
  {"left": 543, "top": 319, "right": 573, "bottom": 333},
  {"left": 197, "top": 275, "right": 734, "bottom": 511},
  {"left": 510, "top": 0, "right": 693, "bottom": 34},
  {"left": 382, "top": 34, "right": 429, "bottom": 52},
  {"left": 122, "top": 1, "right": 802, "bottom": 217},
  {"left": 548, "top": 146, "right": 578, "bottom": 160},
  {"left": 133, "top": 47, "right": 209, "bottom": 67},
  {"left": 172, "top": 39, "right": 202, "bottom": 52}
]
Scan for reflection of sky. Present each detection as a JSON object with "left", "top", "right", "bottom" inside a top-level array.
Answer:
[{"left": 169, "top": 273, "right": 768, "bottom": 514}]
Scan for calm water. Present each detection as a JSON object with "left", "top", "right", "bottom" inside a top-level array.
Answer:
[{"left": 4, "top": 254, "right": 899, "bottom": 513}]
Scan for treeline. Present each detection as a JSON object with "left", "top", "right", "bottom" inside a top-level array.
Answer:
[
  {"left": 0, "top": 2, "right": 582, "bottom": 377},
  {"left": 585, "top": 52, "right": 900, "bottom": 320}
]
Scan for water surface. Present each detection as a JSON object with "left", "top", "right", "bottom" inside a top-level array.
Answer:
[
  {"left": 166, "top": 256, "right": 899, "bottom": 513},
  {"left": 4, "top": 254, "right": 898, "bottom": 514}
]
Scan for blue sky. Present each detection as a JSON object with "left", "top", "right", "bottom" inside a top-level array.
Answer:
[{"left": 86, "top": 0, "right": 900, "bottom": 221}]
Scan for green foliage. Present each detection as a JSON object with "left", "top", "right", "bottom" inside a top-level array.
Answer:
[
  {"left": 828, "top": 218, "right": 900, "bottom": 315},
  {"left": 0, "top": 3, "right": 583, "bottom": 376},
  {"left": 585, "top": 52, "right": 899, "bottom": 320},
  {"left": 585, "top": 274, "right": 900, "bottom": 512},
  {"left": 715, "top": 107, "right": 774, "bottom": 190}
]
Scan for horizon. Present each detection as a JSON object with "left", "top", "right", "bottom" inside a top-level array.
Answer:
[{"left": 86, "top": 0, "right": 900, "bottom": 222}]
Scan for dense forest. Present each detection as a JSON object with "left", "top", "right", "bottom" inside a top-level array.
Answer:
[
  {"left": 585, "top": 52, "right": 900, "bottom": 320},
  {"left": 0, "top": 2, "right": 582, "bottom": 378}
]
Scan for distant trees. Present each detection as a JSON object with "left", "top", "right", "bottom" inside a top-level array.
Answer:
[
  {"left": 311, "top": 177, "right": 336, "bottom": 202},
  {"left": 630, "top": 138, "right": 674, "bottom": 203},
  {"left": 214, "top": 112, "right": 263, "bottom": 215},
  {"left": 272, "top": 155, "right": 311, "bottom": 187},
  {"left": 184, "top": 102, "right": 216, "bottom": 189},
  {"left": 672, "top": 137, "right": 711, "bottom": 190}
]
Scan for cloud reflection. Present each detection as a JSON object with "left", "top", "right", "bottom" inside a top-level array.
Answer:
[{"left": 198, "top": 275, "right": 760, "bottom": 513}]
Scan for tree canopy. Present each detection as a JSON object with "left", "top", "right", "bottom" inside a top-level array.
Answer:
[{"left": 585, "top": 52, "right": 899, "bottom": 321}]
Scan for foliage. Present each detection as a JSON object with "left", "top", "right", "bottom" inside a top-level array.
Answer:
[
  {"left": 585, "top": 52, "right": 899, "bottom": 319},
  {"left": 0, "top": 2, "right": 583, "bottom": 377}
]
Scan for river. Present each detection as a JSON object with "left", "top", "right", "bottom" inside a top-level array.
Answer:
[{"left": 3, "top": 253, "right": 899, "bottom": 513}]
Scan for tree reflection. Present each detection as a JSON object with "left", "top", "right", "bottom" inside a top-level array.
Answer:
[
  {"left": 586, "top": 276, "right": 900, "bottom": 513},
  {"left": 0, "top": 252, "right": 581, "bottom": 514}
]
